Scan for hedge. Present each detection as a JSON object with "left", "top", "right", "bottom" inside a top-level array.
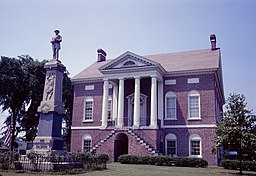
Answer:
[
  {"left": 220, "top": 159, "right": 256, "bottom": 171},
  {"left": 118, "top": 154, "right": 208, "bottom": 168}
]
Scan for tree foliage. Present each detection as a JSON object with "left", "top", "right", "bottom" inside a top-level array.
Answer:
[
  {"left": 0, "top": 56, "right": 73, "bottom": 150},
  {"left": 213, "top": 93, "right": 256, "bottom": 160}
]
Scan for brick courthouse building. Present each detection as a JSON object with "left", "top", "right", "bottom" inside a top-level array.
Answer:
[{"left": 70, "top": 34, "right": 224, "bottom": 165}]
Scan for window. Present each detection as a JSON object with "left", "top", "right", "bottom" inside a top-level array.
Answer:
[
  {"left": 187, "top": 78, "right": 199, "bottom": 84},
  {"left": 189, "top": 134, "right": 202, "bottom": 157},
  {"left": 165, "top": 92, "right": 177, "bottom": 119},
  {"left": 188, "top": 90, "right": 200, "bottom": 119},
  {"left": 126, "top": 93, "right": 147, "bottom": 126},
  {"left": 108, "top": 99, "right": 112, "bottom": 120},
  {"left": 83, "top": 134, "right": 92, "bottom": 152},
  {"left": 123, "top": 60, "right": 136, "bottom": 67},
  {"left": 165, "top": 133, "right": 177, "bottom": 156},
  {"left": 84, "top": 97, "right": 93, "bottom": 121},
  {"left": 165, "top": 79, "right": 176, "bottom": 85},
  {"left": 85, "top": 85, "right": 94, "bottom": 90}
]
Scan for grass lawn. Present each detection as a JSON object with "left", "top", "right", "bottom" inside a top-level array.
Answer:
[{"left": 0, "top": 163, "right": 255, "bottom": 176}]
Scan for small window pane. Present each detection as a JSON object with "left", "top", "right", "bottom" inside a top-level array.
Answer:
[
  {"left": 108, "top": 100, "right": 112, "bottom": 120},
  {"left": 166, "top": 97, "right": 176, "bottom": 119},
  {"left": 83, "top": 140, "right": 91, "bottom": 152},
  {"left": 167, "top": 140, "right": 176, "bottom": 156},
  {"left": 190, "top": 140, "right": 200, "bottom": 155},
  {"left": 85, "top": 101, "right": 93, "bottom": 120},
  {"left": 189, "top": 96, "right": 199, "bottom": 118}
]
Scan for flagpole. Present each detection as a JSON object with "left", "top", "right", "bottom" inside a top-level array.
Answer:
[
  {"left": 9, "top": 111, "right": 13, "bottom": 169},
  {"left": 10, "top": 111, "right": 13, "bottom": 152}
]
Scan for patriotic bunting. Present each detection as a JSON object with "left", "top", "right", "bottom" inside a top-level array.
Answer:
[{"left": 4, "top": 126, "right": 12, "bottom": 147}]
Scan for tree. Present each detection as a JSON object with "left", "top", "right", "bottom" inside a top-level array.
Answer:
[
  {"left": 0, "top": 56, "right": 73, "bottom": 150},
  {"left": 62, "top": 73, "right": 74, "bottom": 151},
  {"left": 213, "top": 93, "right": 256, "bottom": 161}
]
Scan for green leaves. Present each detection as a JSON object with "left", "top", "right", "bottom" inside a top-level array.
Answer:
[{"left": 213, "top": 93, "right": 256, "bottom": 160}]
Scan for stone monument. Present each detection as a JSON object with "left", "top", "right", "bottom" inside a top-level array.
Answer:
[{"left": 32, "top": 30, "right": 65, "bottom": 153}]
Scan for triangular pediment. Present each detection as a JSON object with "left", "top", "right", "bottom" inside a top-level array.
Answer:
[{"left": 99, "top": 51, "right": 158, "bottom": 72}]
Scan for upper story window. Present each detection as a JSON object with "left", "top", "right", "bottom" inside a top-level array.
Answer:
[
  {"left": 189, "top": 134, "right": 202, "bottom": 158},
  {"left": 188, "top": 90, "right": 201, "bottom": 119},
  {"left": 83, "top": 134, "right": 92, "bottom": 152},
  {"left": 165, "top": 91, "right": 177, "bottom": 120},
  {"left": 84, "top": 97, "right": 93, "bottom": 121},
  {"left": 165, "top": 133, "right": 177, "bottom": 156}
]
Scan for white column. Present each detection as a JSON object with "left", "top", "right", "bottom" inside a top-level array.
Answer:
[
  {"left": 150, "top": 76, "right": 158, "bottom": 128},
  {"left": 117, "top": 78, "right": 124, "bottom": 128},
  {"left": 112, "top": 84, "right": 118, "bottom": 125},
  {"left": 133, "top": 76, "right": 140, "bottom": 127},
  {"left": 158, "top": 81, "right": 164, "bottom": 128},
  {"left": 101, "top": 79, "right": 109, "bottom": 128}
]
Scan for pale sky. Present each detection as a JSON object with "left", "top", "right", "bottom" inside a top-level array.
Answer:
[{"left": 0, "top": 0, "right": 256, "bottom": 128}]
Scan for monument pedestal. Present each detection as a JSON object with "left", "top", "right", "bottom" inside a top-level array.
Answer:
[{"left": 32, "top": 60, "right": 66, "bottom": 154}]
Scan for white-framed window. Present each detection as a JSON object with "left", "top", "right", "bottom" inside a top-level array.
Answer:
[
  {"left": 188, "top": 90, "right": 201, "bottom": 119},
  {"left": 165, "top": 79, "right": 176, "bottom": 85},
  {"left": 165, "top": 133, "right": 177, "bottom": 156},
  {"left": 84, "top": 97, "right": 93, "bottom": 121},
  {"left": 165, "top": 91, "right": 177, "bottom": 120},
  {"left": 189, "top": 134, "right": 202, "bottom": 158},
  {"left": 108, "top": 98, "right": 112, "bottom": 120},
  {"left": 187, "top": 78, "right": 199, "bottom": 84},
  {"left": 85, "top": 85, "right": 94, "bottom": 90},
  {"left": 83, "top": 134, "right": 92, "bottom": 152}
]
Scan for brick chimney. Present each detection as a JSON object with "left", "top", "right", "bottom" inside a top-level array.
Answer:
[
  {"left": 210, "top": 34, "right": 217, "bottom": 50},
  {"left": 97, "top": 49, "right": 107, "bottom": 62}
]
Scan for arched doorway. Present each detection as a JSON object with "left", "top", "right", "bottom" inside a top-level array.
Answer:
[
  {"left": 114, "top": 133, "right": 128, "bottom": 161},
  {"left": 126, "top": 93, "right": 148, "bottom": 126}
]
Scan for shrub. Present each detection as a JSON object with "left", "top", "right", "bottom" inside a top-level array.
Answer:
[
  {"left": 118, "top": 154, "right": 208, "bottom": 168},
  {"left": 75, "top": 152, "right": 92, "bottom": 162},
  {"left": 220, "top": 159, "right": 256, "bottom": 171},
  {"left": 243, "top": 161, "right": 256, "bottom": 171},
  {"left": 137, "top": 156, "right": 150, "bottom": 164}
]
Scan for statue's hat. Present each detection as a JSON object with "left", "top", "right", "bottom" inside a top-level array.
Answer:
[{"left": 54, "top": 29, "right": 60, "bottom": 33}]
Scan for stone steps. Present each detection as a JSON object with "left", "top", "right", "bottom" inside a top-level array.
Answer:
[
  {"left": 127, "top": 129, "right": 159, "bottom": 155},
  {"left": 91, "top": 129, "right": 116, "bottom": 152}
]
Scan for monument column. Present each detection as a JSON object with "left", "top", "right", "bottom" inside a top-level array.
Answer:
[
  {"left": 150, "top": 76, "right": 158, "bottom": 128},
  {"left": 117, "top": 78, "right": 124, "bottom": 128},
  {"left": 101, "top": 79, "right": 109, "bottom": 128},
  {"left": 34, "top": 60, "right": 66, "bottom": 152},
  {"left": 133, "top": 76, "right": 140, "bottom": 127}
]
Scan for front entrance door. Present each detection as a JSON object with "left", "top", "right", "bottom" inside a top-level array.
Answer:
[
  {"left": 114, "top": 133, "right": 128, "bottom": 162},
  {"left": 127, "top": 93, "right": 147, "bottom": 126}
]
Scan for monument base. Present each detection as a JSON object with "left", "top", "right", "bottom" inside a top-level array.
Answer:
[{"left": 32, "top": 136, "right": 64, "bottom": 154}]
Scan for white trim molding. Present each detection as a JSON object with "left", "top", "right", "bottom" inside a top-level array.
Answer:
[
  {"left": 71, "top": 126, "right": 101, "bottom": 130},
  {"left": 162, "top": 124, "right": 216, "bottom": 128}
]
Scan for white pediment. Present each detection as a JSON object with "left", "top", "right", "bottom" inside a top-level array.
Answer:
[{"left": 99, "top": 51, "right": 158, "bottom": 72}]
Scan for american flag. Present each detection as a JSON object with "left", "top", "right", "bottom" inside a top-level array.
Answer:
[{"left": 4, "top": 126, "right": 12, "bottom": 147}]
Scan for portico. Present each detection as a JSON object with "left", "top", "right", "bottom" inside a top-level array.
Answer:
[{"left": 101, "top": 74, "right": 162, "bottom": 129}]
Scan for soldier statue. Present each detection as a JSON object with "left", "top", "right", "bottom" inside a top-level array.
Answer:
[{"left": 51, "top": 30, "right": 62, "bottom": 60}]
